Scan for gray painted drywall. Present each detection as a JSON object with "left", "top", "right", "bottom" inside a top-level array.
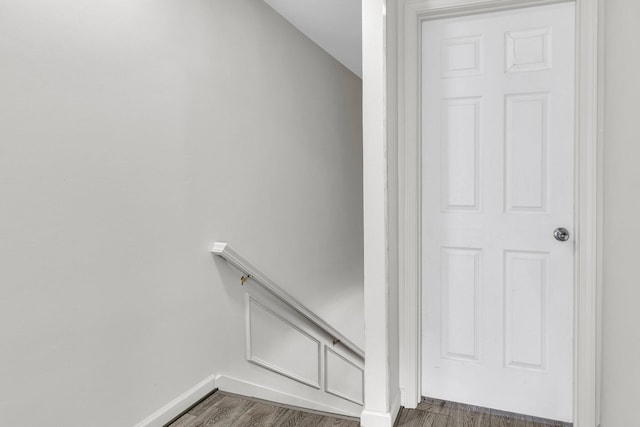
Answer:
[
  {"left": 601, "top": 1, "right": 640, "bottom": 425},
  {"left": 0, "top": 1, "right": 363, "bottom": 425},
  {"left": 264, "top": 0, "right": 362, "bottom": 77}
]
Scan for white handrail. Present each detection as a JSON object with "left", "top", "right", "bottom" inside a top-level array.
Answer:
[{"left": 211, "top": 242, "right": 365, "bottom": 359}]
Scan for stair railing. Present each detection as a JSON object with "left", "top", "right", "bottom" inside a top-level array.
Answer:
[{"left": 211, "top": 242, "right": 364, "bottom": 359}]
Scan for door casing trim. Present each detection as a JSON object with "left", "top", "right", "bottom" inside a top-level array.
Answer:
[{"left": 396, "top": 1, "right": 603, "bottom": 426}]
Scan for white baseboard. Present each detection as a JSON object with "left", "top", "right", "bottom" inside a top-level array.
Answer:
[
  {"left": 360, "top": 391, "right": 402, "bottom": 427},
  {"left": 215, "top": 375, "right": 361, "bottom": 418},
  {"left": 134, "top": 374, "right": 217, "bottom": 427}
]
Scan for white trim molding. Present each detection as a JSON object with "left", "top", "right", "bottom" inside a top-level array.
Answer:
[
  {"left": 573, "top": 1, "right": 603, "bottom": 425},
  {"left": 360, "top": 392, "right": 401, "bottom": 427},
  {"left": 215, "top": 375, "right": 362, "bottom": 418},
  {"left": 396, "top": 1, "right": 602, "bottom": 426},
  {"left": 133, "top": 375, "right": 216, "bottom": 427},
  {"left": 362, "top": 0, "right": 402, "bottom": 425}
]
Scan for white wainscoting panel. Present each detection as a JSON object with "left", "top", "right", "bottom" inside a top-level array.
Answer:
[
  {"left": 246, "top": 296, "right": 321, "bottom": 388},
  {"left": 234, "top": 288, "right": 364, "bottom": 418},
  {"left": 324, "top": 347, "right": 364, "bottom": 405}
]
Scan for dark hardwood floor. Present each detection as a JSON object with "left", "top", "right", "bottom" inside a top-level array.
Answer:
[
  {"left": 167, "top": 392, "right": 572, "bottom": 426},
  {"left": 167, "top": 390, "right": 360, "bottom": 427},
  {"left": 395, "top": 398, "right": 572, "bottom": 427}
]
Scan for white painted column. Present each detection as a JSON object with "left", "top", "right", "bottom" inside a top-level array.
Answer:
[{"left": 361, "top": 0, "right": 401, "bottom": 425}]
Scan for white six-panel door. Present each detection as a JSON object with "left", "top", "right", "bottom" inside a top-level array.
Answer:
[{"left": 421, "top": 3, "right": 575, "bottom": 422}]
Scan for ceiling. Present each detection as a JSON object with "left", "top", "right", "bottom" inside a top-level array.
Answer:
[{"left": 264, "top": 0, "right": 362, "bottom": 78}]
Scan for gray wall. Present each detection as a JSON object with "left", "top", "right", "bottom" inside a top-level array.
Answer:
[
  {"left": 601, "top": 0, "right": 640, "bottom": 425},
  {"left": 0, "top": 1, "right": 363, "bottom": 425}
]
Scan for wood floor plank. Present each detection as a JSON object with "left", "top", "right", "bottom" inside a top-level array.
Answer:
[
  {"left": 531, "top": 422, "right": 563, "bottom": 427},
  {"left": 169, "top": 390, "right": 570, "bottom": 427},
  {"left": 448, "top": 401, "right": 493, "bottom": 417},
  {"left": 446, "top": 404, "right": 491, "bottom": 427},
  {"left": 168, "top": 392, "right": 360, "bottom": 427},
  {"left": 269, "top": 408, "right": 314, "bottom": 427},
  {"left": 398, "top": 406, "right": 564, "bottom": 427},
  {"left": 489, "top": 410, "right": 569, "bottom": 427},
  {"left": 473, "top": 411, "right": 491, "bottom": 427},
  {"left": 261, "top": 406, "right": 293, "bottom": 426},
  {"left": 231, "top": 401, "right": 275, "bottom": 426},
  {"left": 168, "top": 413, "right": 197, "bottom": 427},
  {"left": 417, "top": 398, "right": 451, "bottom": 415},
  {"left": 418, "top": 399, "right": 569, "bottom": 427},
  {"left": 195, "top": 395, "right": 256, "bottom": 426},
  {"left": 295, "top": 413, "right": 331, "bottom": 426},
  {"left": 396, "top": 409, "right": 449, "bottom": 427},
  {"left": 314, "top": 415, "right": 361, "bottom": 426},
  {"left": 490, "top": 413, "right": 533, "bottom": 427},
  {"left": 430, "top": 411, "right": 450, "bottom": 427},
  {"left": 445, "top": 405, "right": 467, "bottom": 427},
  {"left": 489, "top": 413, "right": 514, "bottom": 427},
  {"left": 396, "top": 409, "right": 430, "bottom": 426},
  {"left": 188, "top": 392, "right": 225, "bottom": 417},
  {"left": 176, "top": 390, "right": 583, "bottom": 427}
]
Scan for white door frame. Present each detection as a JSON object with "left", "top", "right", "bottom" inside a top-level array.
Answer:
[{"left": 396, "top": 0, "right": 603, "bottom": 425}]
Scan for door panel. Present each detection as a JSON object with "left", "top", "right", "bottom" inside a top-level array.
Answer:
[{"left": 421, "top": 3, "right": 575, "bottom": 422}]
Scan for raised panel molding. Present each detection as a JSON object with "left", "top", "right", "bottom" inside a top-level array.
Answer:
[
  {"left": 506, "top": 27, "right": 552, "bottom": 72},
  {"left": 504, "top": 250, "right": 548, "bottom": 370},
  {"left": 324, "top": 347, "right": 365, "bottom": 405},
  {"left": 441, "top": 35, "right": 482, "bottom": 78},
  {"left": 441, "top": 247, "right": 482, "bottom": 361},
  {"left": 441, "top": 97, "right": 482, "bottom": 211},
  {"left": 246, "top": 296, "right": 321, "bottom": 389},
  {"left": 505, "top": 92, "right": 549, "bottom": 212}
]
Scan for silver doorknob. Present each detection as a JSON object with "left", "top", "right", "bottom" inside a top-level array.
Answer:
[{"left": 554, "top": 228, "right": 570, "bottom": 241}]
